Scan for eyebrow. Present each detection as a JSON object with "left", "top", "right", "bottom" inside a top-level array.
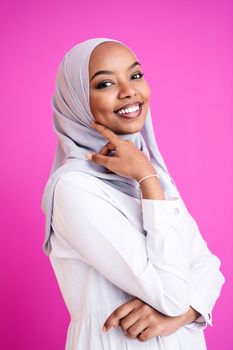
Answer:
[{"left": 90, "top": 61, "right": 141, "bottom": 81}]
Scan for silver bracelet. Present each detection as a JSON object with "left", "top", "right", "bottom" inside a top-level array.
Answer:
[{"left": 138, "top": 173, "right": 160, "bottom": 187}]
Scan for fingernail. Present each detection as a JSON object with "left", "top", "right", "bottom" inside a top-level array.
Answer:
[
  {"left": 91, "top": 121, "right": 96, "bottom": 126},
  {"left": 102, "top": 325, "right": 107, "bottom": 332},
  {"left": 85, "top": 153, "right": 92, "bottom": 160}
]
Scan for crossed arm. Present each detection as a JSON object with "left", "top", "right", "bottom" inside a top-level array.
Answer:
[
  {"left": 52, "top": 171, "right": 225, "bottom": 339},
  {"left": 102, "top": 297, "right": 201, "bottom": 342}
]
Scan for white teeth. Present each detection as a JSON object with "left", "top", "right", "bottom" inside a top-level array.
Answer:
[{"left": 118, "top": 104, "right": 140, "bottom": 115}]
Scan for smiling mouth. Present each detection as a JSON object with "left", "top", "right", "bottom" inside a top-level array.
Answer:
[
  {"left": 114, "top": 102, "right": 143, "bottom": 114},
  {"left": 114, "top": 102, "right": 144, "bottom": 119}
]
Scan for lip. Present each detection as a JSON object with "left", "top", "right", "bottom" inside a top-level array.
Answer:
[
  {"left": 114, "top": 101, "right": 143, "bottom": 113},
  {"left": 114, "top": 102, "right": 144, "bottom": 120}
]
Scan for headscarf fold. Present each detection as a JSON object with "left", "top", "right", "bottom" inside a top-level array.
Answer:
[{"left": 41, "top": 37, "right": 181, "bottom": 256}]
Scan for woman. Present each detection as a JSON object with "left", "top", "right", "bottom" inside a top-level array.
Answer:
[{"left": 41, "top": 37, "right": 225, "bottom": 349}]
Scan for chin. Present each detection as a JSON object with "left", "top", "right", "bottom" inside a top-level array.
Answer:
[{"left": 115, "top": 123, "right": 144, "bottom": 135}]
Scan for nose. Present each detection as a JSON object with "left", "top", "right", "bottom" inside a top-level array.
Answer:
[{"left": 117, "top": 80, "right": 138, "bottom": 99}]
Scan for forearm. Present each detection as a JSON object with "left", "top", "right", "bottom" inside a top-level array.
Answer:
[
  {"left": 158, "top": 306, "right": 201, "bottom": 335},
  {"left": 134, "top": 169, "right": 212, "bottom": 322}
]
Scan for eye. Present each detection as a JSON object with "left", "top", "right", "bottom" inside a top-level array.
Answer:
[
  {"left": 97, "top": 72, "right": 144, "bottom": 89},
  {"left": 131, "top": 71, "right": 144, "bottom": 80},
  {"left": 96, "top": 81, "right": 113, "bottom": 89}
]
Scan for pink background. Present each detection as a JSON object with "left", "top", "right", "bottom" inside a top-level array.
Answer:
[{"left": 0, "top": 0, "right": 232, "bottom": 349}]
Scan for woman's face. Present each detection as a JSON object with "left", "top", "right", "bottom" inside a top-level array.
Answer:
[{"left": 89, "top": 41, "right": 151, "bottom": 135}]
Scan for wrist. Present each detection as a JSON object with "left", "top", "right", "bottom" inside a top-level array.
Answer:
[
  {"left": 139, "top": 176, "right": 166, "bottom": 200},
  {"left": 134, "top": 168, "right": 157, "bottom": 183},
  {"left": 180, "top": 307, "right": 201, "bottom": 326}
]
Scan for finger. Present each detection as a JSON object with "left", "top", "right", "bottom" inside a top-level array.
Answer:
[
  {"left": 119, "top": 308, "right": 142, "bottom": 333},
  {"left": 99, "top": 141, "right": 116, "bottom": 156},
  {"left": 124, "top": 317, "right": 149, "bottom": 339},
  {"left": 89, "top": 153, "right": 114, "bottom": 169},
  {"left": 137, "top": 326, "right": 152, "bottom": 342},
  {"left": 103, "top": 299, "right": 136, "bottom": 331},
  {"left": 91, "top": 121, "right": 122, "bottom": 145}
]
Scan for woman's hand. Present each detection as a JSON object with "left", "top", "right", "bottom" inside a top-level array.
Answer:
[
  {"left": 86, "top": 121, "right": 156, "bottom": 181},
  {"left": 102, "top": 297, "right": 201, "bottom": 343}
]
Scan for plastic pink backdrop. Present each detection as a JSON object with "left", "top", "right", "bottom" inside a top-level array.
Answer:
[{"left": 0, "top": 0, "right": 232, "bottom": 349}]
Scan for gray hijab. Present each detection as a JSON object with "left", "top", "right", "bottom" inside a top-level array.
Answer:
[{"left": 41, "top": 37, "right": 181, "bottom": 256}]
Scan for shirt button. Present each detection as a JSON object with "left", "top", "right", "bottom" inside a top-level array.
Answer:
[{"left": 174, "top": 208, "right": 180, "bottom": 215}]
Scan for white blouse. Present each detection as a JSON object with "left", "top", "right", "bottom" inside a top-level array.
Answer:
[{"left": 49, "top": 171, "right": 225, "bottom": 350}]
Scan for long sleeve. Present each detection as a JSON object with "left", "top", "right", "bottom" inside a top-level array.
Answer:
[
  {"left": 146, "top": 196, "right": 225, "bottom": 329},
  {"left": 51, "top": 172, "right": 199, "bottom": 317},
  {"left": 184, "top": 215, "right": 225, "bottom": 329},
  {"left": 141, "top": 197, "right": 225, "bottom": 329}
]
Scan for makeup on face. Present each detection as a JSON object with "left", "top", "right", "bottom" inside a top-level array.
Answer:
[
  {"left": 90, "top": 61, "right": 142, "bottom": 82},
  {"left": 89, "top": 42, "right": 151, "bottom": 133}
]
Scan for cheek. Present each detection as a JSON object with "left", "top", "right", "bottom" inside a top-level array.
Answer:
[
  {"left": 143, "top": 83, "right": 151, "bottom": 100},
  {"left": 147, "top": 86, "right": 151, "bottom": 98},
  {"left": 138, "top": 78, "right": 151, "bottom": 100},
  {"left": 89, "top": 93, "right": 95, "bottom": 114},
  {"left": 89, "top": 96, "right": 115, "bottom": 126},
  {"left": 90, "top": 93, "right": 114, "bottom": 114},
  {"left": 89, "top": 99, "right": 101, "bottom": 121}
]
